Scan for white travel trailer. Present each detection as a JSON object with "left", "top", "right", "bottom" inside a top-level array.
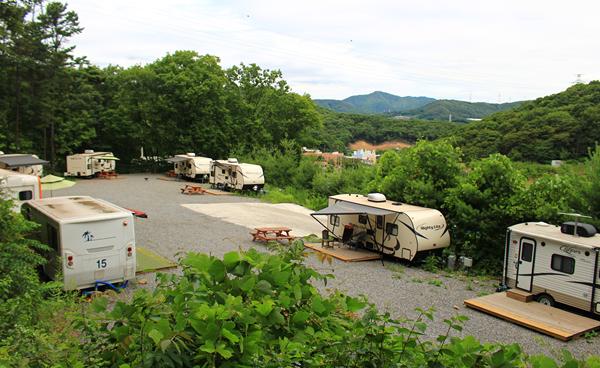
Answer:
[
  {"left": 503, "top": 221, "right": 600, "bottom": 315},
  {"left": 311, "top": 193, "right": 450, "bottom": 261},
  {"left": 0, "top": 152, "right": 48, "bottom": 176},
  {"left": 209, "top": 158, "right": 265, "bottom": 191},
  {"left": 0, "top": 168, "right": 42, "bottom": 210},
  {"left": 167, "top": 153, "right": 212, "bottom": 182},
  {"left": 21, "top": 196, "right": 136, "bottom": 291},
  {"left": 65, "top": 150, "right": 118, "bottom": 177}
]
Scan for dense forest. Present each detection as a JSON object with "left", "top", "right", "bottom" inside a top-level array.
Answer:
[
  {"left": 454, "top": 81, "right": 600, "bottom": 161},
  {"left": 0, "top": 1, "right": 321, "bottom": 167}
]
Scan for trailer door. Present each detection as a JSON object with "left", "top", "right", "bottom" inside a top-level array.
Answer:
[{"left": 516, "top": 238, "right": 536, "bottom": 292}]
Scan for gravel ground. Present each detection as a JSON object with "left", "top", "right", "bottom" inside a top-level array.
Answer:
[{"left": 59, "top": 173, "right": 599, "bottom": 358}]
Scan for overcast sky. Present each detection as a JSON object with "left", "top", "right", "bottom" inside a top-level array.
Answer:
[{"left": 66, "top": 0, "right": 600, "bottom": 102}]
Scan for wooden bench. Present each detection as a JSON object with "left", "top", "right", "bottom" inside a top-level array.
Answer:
[
  {"left": 180, "top": 184, "right": 206, "bottom": 195},
  {"left": 97, "top": 171, "right": 118, "bottom": 179},
  {"left": 251, "top": 227, "right": 296, "bottom": 243}
]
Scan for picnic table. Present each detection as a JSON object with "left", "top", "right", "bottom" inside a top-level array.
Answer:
[
  {"left": 180, "top": 184, "right": 206, "bottom": 195},
  {"left": 251, "top": 226, "right": 296, "bottom": 243}
]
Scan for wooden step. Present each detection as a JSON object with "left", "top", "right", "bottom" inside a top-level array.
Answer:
[{"left": 507, "top": 289, "right": 534, "bottom": 303}]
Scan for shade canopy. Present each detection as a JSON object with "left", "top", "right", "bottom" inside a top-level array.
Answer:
[
  {"left": 42, "top": 179, "right": 75, "bottom": 191},
  {"left": 41, "top": 174, "right": 65, "bottom": 184},
  {"left": 311, "top": 201, "right": 394, "bottom": 217},
  {"left": 0, "top": 154, "right": 48, "bottom": 167},
  {"left": 94, "top": 155, "right": 119, "bottom": 160},
  {"left": 166, "top": 156, "right": 188, "bottom": 163}
]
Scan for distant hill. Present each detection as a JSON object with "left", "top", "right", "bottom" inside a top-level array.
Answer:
[
  {"left": 314, "top": 91, "right": 434, "bottom": 114},
  {"left": 455, "top": 81, "right": 600, "bottom": 161},
  {"left": 402, "top": 100, "right": 524, "bottom": 122}
]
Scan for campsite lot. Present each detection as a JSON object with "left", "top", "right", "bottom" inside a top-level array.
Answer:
[{"left": 59, "top": 174, "right": 599, "bottom": 358}]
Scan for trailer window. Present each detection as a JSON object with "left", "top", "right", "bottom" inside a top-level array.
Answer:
[
  {"left": 358, "top": 214, "right": 368, "bottom": 224},
  {"left": 520, "top": 242, "right": 533, "bottom": 262},
  {"left": 376, "top": 216, "right": 384, "bottom": 229},
  {"left": 18, "top": 190, "right": 33, "bottom": 200},
  {"left": 551, "top": 254, "right": 575, "bottom": 274},
  {"left": 329, "top": 215, "right": 340, "bottom": 226},
  {"left": 386, "top": 223, "right": 398, "bottom": 236}
]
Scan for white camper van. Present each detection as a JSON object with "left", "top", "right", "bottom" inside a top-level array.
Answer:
[
  {"left": 503, "top": 221, "right": 600, "bottom": 314},
  {"left": 65, "top": 150, "right": 118, "bottom": 177},
  {"left": 311, "top": 193, "right": 450, "bottom": 261},
  {"left": 0, "top": 152, "right": 47, "bottom": 176},
  {"left": 0, "top": 168, "right": 41, "bottom": 210},
  {"left": 210, "top": 159, "right": 264, "bottom": 191},
  {"left": 167, "top": 153, "right": 212, "bottom": 182},
  {"left": 21, "top": 196, "right": 136, "bottom": 290}
]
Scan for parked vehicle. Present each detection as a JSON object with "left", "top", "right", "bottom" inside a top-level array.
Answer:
[
  {"left": 210, "top": 158, "right": 264, "bottom": 191},
  {"left": 21, "top": 196, "right": 136, "bottom": 290},
  {"left": 0, "top": 168, "right": 41, "bottom": 210},
  {"left": 311, "top": 193, "right": 450, "bottom": 261},
  {"left": 167, "top": 153, "right": 212, "bottom": 182},
  {"left": 0, "top": 152, "right": 47, "bottom": 176},
  {"left": 502, "top": 220, "right": 600, "bottom": 314},
  {"left": 65, "top": 150, "right": 118, "bottom": 177}
]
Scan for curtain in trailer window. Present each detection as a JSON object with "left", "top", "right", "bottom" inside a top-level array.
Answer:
[{"left": 551, "top": 254, "right": 575, "bottom": 274}]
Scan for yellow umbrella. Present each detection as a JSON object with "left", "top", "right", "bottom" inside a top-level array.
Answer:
[{"left": 41, "top": 175, "right": 75, "bottom": 196}]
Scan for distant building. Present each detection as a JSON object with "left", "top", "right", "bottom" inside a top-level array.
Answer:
[{"left": 351, "top": 149, "right": 377, "bottom": 165}]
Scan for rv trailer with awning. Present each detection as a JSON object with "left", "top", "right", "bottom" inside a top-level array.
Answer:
[
  {"left": 503, "top": 220, "right": 600, "bottom": 315},
  {"left": 0, "top": 152, "right": 48, "bottom": 176},
  {"left": 311, "top": 193, "right": 450, "bottom": 261},
  {"left": 209, "top": 158, "right": 264, "bottom": 191},
  {"left": 0, "top": 168, "right": 42, "bottom": 210},
  {"left": 65, "top": 150, "right": 119, "bottom": 177},
  {"left": 166, "top": 153, "right": 212, "bottom": 182}
]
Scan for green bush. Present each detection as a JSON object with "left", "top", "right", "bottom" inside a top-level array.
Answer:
[{"left": 83, "top": 245, "right": 597, "bottom": 367}]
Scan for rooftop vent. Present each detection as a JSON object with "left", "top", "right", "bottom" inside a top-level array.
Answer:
[
  {"left": 84, "top": 149, "right": 94, "bottom": 154},
  {"left": 227, "top": 158, "right": 239, "bottom": 163},
  {"left": 367, "top": 193, "right": 386, "bottom": 202},
  {"left": 561, "top": 222, "right": 597, "bottom": 238}
]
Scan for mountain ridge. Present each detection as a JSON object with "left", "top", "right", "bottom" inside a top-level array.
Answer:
[{"left": 314, "top": 91, "right": 525, "bottom": 121}]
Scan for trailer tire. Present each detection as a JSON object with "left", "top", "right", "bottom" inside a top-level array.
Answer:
[{"left": 536, "top": 293, "right": 555, "bottom": 307}]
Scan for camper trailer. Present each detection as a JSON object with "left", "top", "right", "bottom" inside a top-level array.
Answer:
[
  {"left": 311, "top": 193, "right": 450, "bottom": 261},
  {"left": 0, "top": 152, "right": 47, "bottom": 176},
  {"left": 503, "top": 221, "right": 600, "bottom": 314},
  {"left": 209, "top": 159, "right": 264, "bottom": 191},
  {"left": 167, "top": 153, "right": 212, "bottom": 182},
  {"left": 65, "top": 150, "right": 118, "bottom": 177},
  {"left": 21, "top": 196, "right": 136, "bottom": 291},
  {"left": 0, "top": 168, "right": 42, "bottom": 210}
]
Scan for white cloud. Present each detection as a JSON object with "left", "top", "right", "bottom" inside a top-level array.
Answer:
[{"left": 67, "top": 0, "right": 600, "bottom": 102}]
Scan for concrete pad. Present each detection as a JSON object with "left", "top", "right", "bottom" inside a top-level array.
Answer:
[{"left": 182, "top": 202, "right": 324, "bottom": 237}]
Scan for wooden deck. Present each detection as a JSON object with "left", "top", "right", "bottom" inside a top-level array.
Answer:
[
  {"left": 464, "top": 292, "right": 600, "bottom": 341},
  {"left": 304, "top": 243, "right": 382, "bottom": 262}
]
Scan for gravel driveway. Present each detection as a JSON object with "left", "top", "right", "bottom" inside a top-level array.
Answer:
[{"left": 59, "top": 174, "right": 599, "bottom": 358}]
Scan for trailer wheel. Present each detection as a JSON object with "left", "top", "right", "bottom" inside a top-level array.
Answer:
[{"left": 536, "top": 294, "right": 555, "bottom": 307}]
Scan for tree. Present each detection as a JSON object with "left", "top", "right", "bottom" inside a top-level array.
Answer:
[
  {"left": 372, "top": 140, "right": 463, "bottom": 209},
  {"left": 444, "top": 154, "right": 524, "bottom": 269}
]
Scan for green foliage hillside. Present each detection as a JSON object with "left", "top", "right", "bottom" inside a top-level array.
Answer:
[
  {"left": 304, "top": 108, "right": 461, "bottom": 151},
  {"left": 314, "top": 91, "right": 434, "bottom": 114},
  {"left": 455, "top": 81, "right": 600, "bottom": 161},
  {"left": 403, "top": 99, "right": 523, "bottom": 122}
]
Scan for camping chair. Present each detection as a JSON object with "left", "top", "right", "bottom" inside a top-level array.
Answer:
[
  {"left": 341, "top": 224, "right": 354, "bottom": 244},
  {"left": 321, "top": 229, "right": 336, "bottom": 248}
]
